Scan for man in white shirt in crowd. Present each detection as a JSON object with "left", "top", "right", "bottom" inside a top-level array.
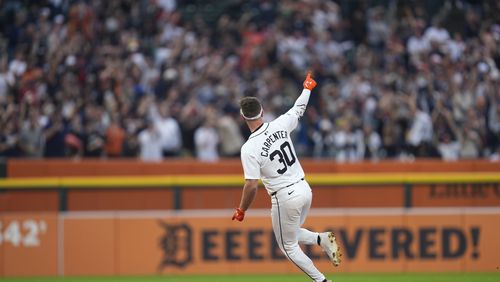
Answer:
[
  {"left": 194, "top": 118, "right": 219, "bottom": 162},
  {"left": 407, "top": 104, "right": 433, "bottom": 157},
  {"left": 138, "top": 121, "right": 163, "bottom": 162},
  {"left": 154, "top": 103, "right": 182, "bottom": 157}
]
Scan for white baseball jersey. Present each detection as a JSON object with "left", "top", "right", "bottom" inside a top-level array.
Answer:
[{"left": 241, "top": 89, "right": 311, "bottom": 195}]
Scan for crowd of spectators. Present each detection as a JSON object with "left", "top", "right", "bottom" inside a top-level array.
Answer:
[{"left": 0, "top": 0, "right": 499, "bottom": 162}]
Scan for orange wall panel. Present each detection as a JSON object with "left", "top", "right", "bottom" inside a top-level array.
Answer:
[
  {"left": 7, "top": 159, "right": 244, "bottom": 177},
  {"left": 181, "top": 187, "right": 240, "bottom": 210},
  {"left": 67, "top": 189, "right": 174, "bottom": 211},
  {"left": 1, "top": 213, "right": 58, "bottom": 277},
  {"left": 181, "top": 186, "right": 404, "bottom": 210},
  {"left": 7, "top": 159, "right": 500, "bottom": 178},
  {"left": 181, "top": 187, "right": 270, "bottom": 210},
  {"left": 63, "top": 218, "right": 115, "bottom": 276},
  {"left": 463, "top": 214, "right": 498, "bottom": 271},
  {"left": 116, "top": 218, "right": 164, "bottom": 275},
  {"left": 302, "top": 160, "right": 500, "bottom": 173},
  {"left": 0, "top": 191, "right": 59, "bottom": 212},
  {"left": 313, "top": 186, "right": 403, "bottom": 208}
]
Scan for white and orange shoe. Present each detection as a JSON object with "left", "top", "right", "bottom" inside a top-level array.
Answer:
[{"left": 320, "top": 232, "right": 342, "bottom": 267}]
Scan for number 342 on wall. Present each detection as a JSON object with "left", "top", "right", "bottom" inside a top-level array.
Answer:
[{"left": 0, "top": 220, "right": 47, "bottom": 247}]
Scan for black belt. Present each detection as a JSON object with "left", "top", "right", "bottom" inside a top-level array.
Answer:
[{"left": 271, "top": 178, "right": 304, "bottom": 196}]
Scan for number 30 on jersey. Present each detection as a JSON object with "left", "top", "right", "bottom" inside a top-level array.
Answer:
[{"left": 269, "top": 141, "right": 296, "bottom": 174}]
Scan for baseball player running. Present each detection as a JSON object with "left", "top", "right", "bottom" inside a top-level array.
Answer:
[{"left": 232, "top": 72, "right": 341, "bottom": 282}]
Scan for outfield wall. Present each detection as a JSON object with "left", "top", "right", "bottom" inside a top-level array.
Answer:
[
  {"left": 1, "top": 160, "right": 499, "bottom": 277},
  {"left": 7, "top": 159, "right": 500, "bottom": 177},
  {"left": 1, "top": 160, "right": 500, "bottom": 212},
  {"left": 1, "top": 208, "right": 499, "bottom": 277}
]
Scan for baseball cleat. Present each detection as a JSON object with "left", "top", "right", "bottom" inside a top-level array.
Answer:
[{"left": 320, "top": 232, "right": 342, "bottom": 267}]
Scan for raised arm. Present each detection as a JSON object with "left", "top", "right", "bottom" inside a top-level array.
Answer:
[{"left": 280, "top": 72, "right": 317, "bottom": 131}]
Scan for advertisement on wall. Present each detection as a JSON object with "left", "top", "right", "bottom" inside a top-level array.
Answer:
[
  {"left": 1, "top": 209, "right": 499, "bottom": 277},
  {"left": 413, "top": 183, "right": 500, "bottom": 207}
]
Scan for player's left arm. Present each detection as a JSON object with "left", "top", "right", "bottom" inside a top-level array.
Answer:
[
  {"left": 232, "top": 179, "right": 259, "bottom": 221},
  {"left": 279, "top": 72, "right": 317, "bottom": 131}
]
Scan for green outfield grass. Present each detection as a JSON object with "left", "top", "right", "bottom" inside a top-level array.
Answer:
[{"left": 2, "top": 273, "right": 499, "bottom": 282}]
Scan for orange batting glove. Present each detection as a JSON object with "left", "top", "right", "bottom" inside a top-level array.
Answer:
[
  {"left": 232, "top": 207, "right": 245, "bottom": 221},
  {"left": 303, "top": 71, "right": 317, "bottom": 90}
]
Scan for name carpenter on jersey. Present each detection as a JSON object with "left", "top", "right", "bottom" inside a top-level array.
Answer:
[{"left": 261, "top": 130, "right": 288, "bottom": 157}]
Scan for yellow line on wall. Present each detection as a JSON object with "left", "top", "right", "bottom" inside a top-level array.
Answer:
[{"left": 0, "top": 172, "right": 499, "bottom": 189}]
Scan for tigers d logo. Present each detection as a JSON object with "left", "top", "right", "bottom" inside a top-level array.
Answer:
[{"left": 158, "top": 221, "right": 193, "bottom": 270}]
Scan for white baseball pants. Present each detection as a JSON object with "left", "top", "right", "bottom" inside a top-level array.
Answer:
[{"left": 270, "top": 180, "right": 326, "bottom": 282}]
